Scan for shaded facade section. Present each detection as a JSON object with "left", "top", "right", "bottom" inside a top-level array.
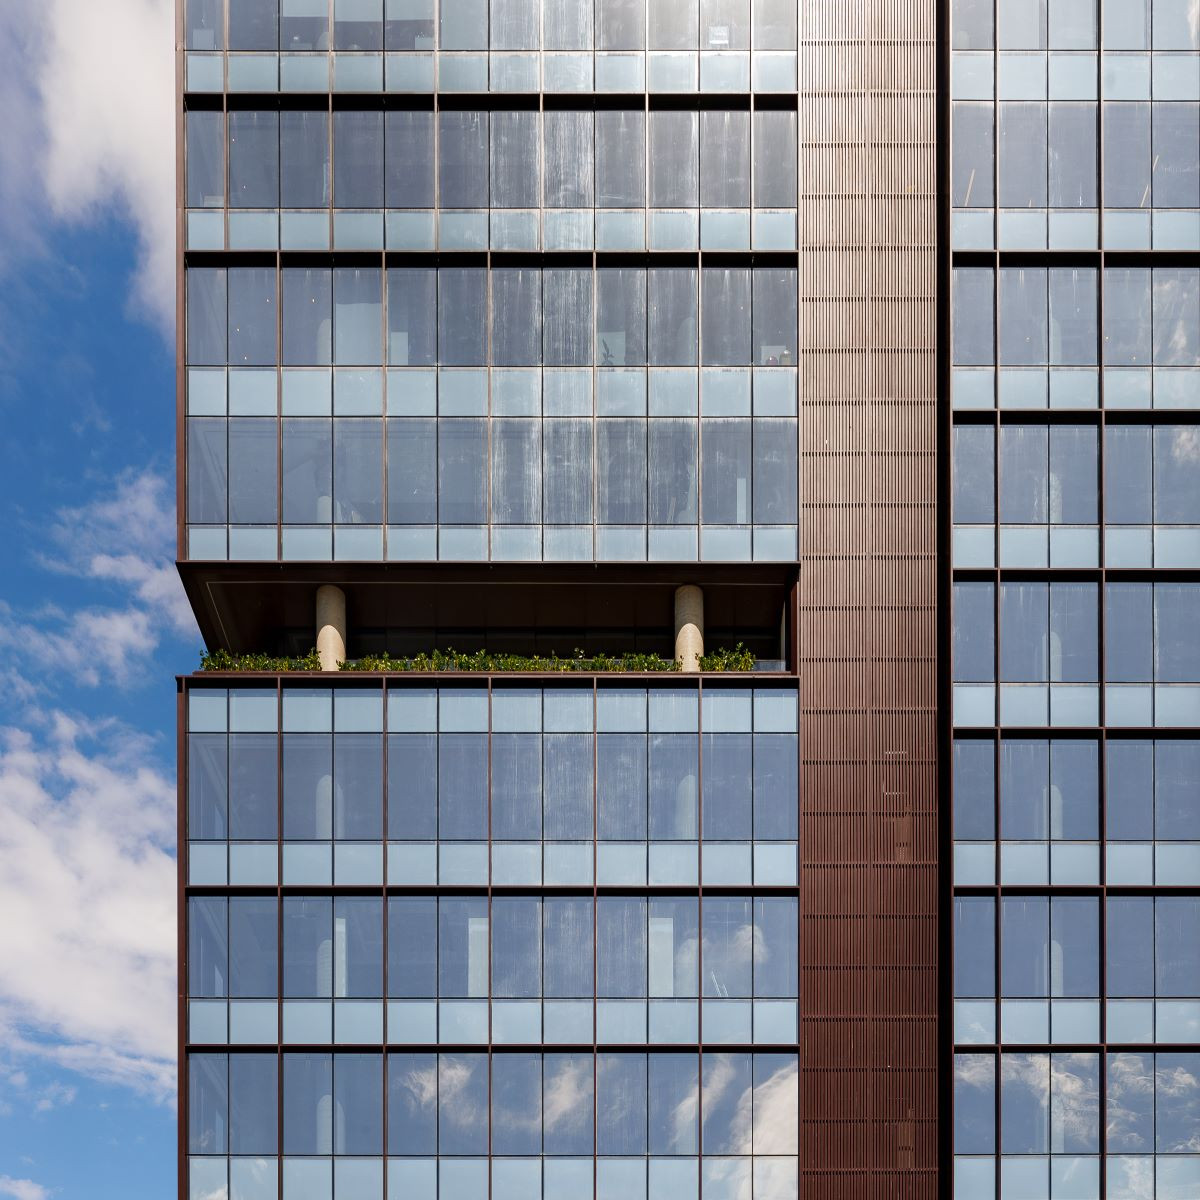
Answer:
[{"left": 796, "top": 1, "right": 939, "bottom": 1195}]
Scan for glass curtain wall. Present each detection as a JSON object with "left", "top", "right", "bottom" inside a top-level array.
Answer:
[{"left": 951, "top": 1, "right": 1200, "bottom": 1197}]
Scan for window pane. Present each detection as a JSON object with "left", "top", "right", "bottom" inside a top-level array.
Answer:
[
  {"left": 955, "top": 896, "right": 995, "bottom": 996},
  {"left": 1103, "top": 104, "right": 1151, "bottom": 210},
  {"left": 281, "top": 110, "right": 329, "bottom": 208},
  {"left": 188, "top": 269, "right": 227, "bottom": 366},
  {"left": 1155, "top": 584, "right": 1200, "bottom": 682},
  {"left": 1106, "top": 583, "right": 1153, "bottom": 683},
  {"left": 388, "top": 733, "right": 437, "bottom": 837},
  {"left": 385, "top": 111, "right": 435, "bottom": 208},
  {"left": 438, "top": 1055, "right": 488, "bottom": 1153},
  {"left": 954, "top": 425, "right": 995, "bottom": 524},
  {"left": 187, "top": 111, "right": 225, "bottom": 208},
  {"left": 1107, "top": 897, "right": 1153, "bottom": 996},
  {"left": 388, "top": 897, "right": 437, "bottom": 997},
  {"left": 999, "top": 269, "right": 1048, "bottom": 365},
  {"left": 754, "top": 110, "right": 797, "bottom": 206},
  {"left": 230, "top": 1055, "right": 278, "bottom": 1154},
  {"left": 954, "top": 739, "right": 995, "bottom": 841},
  {"left": 1154, "top": 268, "right": 1200, "bottom": 367},
  {"left": 649, "top": 111, "right": 698, "bottom": 207},
  {"left": 598, "top": 734, "right": 648, "bottom": 840},
  {"left": 544, "top": 111, "right": 594, "bottom": 208},
  {"left": 388, "top": 1053, "right": 437, "bottom": 1152},
  {"left": 545, "top": 897, "right": 594, "bottom": 996},
  {"left": 282, "top": 419, "right": 332, "bottom": 524},
  {"left": 1001, "top": 739, "right": 1049, "bottom": 840},
  {"left": 999, "top": 103, "right": 1047, "bottom": 207},
  {"left": 230, "top": 897, "right": 278, "bottom": 997},
  {"left": 1156, "top": 898, "right": 1200, "bottom": 995},
  {"left": 596, "top": 111, "right": 646, "bottom": 207},
  {"left": 490, "top": 111, "right": 540, "bottom": 208},
  {"left": 283, "top": 269, "right": 332, "bottom": 366},
  {"left": 492, "top": 1054, "right": 541, "bottom": 1154},
  {"left": 649, "top": 420, "right": 698, "bottom": 524},
  {"left": 702, "top": 734, "right": 752, "bottom": 839},
  {"left": 648, "top": 268, "right": 698, "bottom": 366},
  {"left": 438, "top": 269, "right": 487, "bottom": 365},
  {"left": 1156, "top": 740, "right": 1200, "bottom": 840},
  {"left": 1002, "top": 898, "right": 1048, "bottom": 997},
  {"left": 492, "top": 268, "right": 542, "bottom": 366},
  {"left": 597, "top": 269, "right": 647, "bottom": 366},
  {"left": 953, "top": 268, "right": 994, "bottom": 365},
  {"left": 753, "top": 269, "right": 797, "bottom": 366},
  {"left": 334, "top": 268, "right": 382, "bottom": 365},
  {"left": 1048, "top": 103, "right": 1097, "bottom": 208},
  {"left": 597, "top": 420, "right": 647, "bottom": 524},
  {"left": 335, "top": 1054, "right": 384, "bottom": 1154},
  {"left": 598, "top": 897, "right": 647, "bottom": 997},
  {"left": 1051, "top": 897, "right": 1098, "bottom": 997},
  {"left": 544, "top": 268, "right": 593, "bottom": 366},
  {"left": 229, "top": 110, "right": 279, "bottom": 208},
  {"left": 492, "top": 897, "right": 542, "bottom": 998},
  {"left": 543, "top": 734, "right": 594, "bottom": 839},
  {"left": 702, "top": 268, "right": 751, "bottom": 366},
  {"left": 439, "top": 898, "right": 489, "bottom": 997},
  {"left": 284, "top": 897, "right": 332, "bottom": 997},
  {"left": 335, "top": 0, "right": 383, "bottom": 48},
  {"left": 439, "top": 112, "right": 489, "bottom": 208},
  {"left": 1049, "top": 425, "right": 1096, "bottom": 523},
  {"left": 544, "top": 420, "right": 593, "bottom": 524},
  {"left": 597, "top": 1054, "right": 647, "bottom": 1153},
  {"left": 700, "top": 110, "right": 750, "bottom": 208},
  {"left": 437, "top": 733, "right": 487, "bottom": 838},
  {"left": 387, "top": 268, "right": 436, "bottom": 366},
  {"left": 1049, "top": 268, "right": 1097, "bottom": 366},
  {"left": 952, "top": 103, "right": 994, "bottom": 208},
  {"left": 997, "top": 1089, "right": 1051, "bottom": 1196},
  {"left": 543, "top": 1054, "right": 594, "bottom": 1153}
]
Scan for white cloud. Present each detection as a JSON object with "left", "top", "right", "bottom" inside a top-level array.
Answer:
[
  {"left": 44, "top": 469, "right": 192, "bottom": 637},
  {"left": 0, "top": 712, "right": 176, "bottom": 1103},
  {"left": 0, "top": 0, "right": 175, "bottom": 331},
  {"left": 0, "top": 1177, "right": 50, "bottom": 1200},
  {"left": 3, "top": 469, "right": 195, "bottom": 688}
]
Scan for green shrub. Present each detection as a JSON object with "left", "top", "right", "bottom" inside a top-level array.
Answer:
[
  {"left": 200, "top": 643, "right": 759, "bottom": 673},
  {"left": 199, "top": 647, "right": 323, "bottom": 672}
]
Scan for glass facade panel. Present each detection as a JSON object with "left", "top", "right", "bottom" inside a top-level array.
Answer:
[{"left": 951, "top": 6, "right": 1200, "bottom": 1192}]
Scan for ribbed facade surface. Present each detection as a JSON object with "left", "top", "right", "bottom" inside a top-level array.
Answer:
[
  {"left": 175, "top": 1, "right": 943, "bottom": 1199},
  {"left": 797, "top": 2, "right": 937, "bottom": 1196}
]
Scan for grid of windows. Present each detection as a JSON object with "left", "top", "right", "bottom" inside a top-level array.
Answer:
[
  {"left": 181, "top": 0, "right": 802, "bottom": 97},
  {"left": 951, "top": 1, "right": 1200, "bottom": 1195},
  {"left": 952, "top": 0, "right": 1200, "bottom": 250},
  {"left": 184, "top": 680, "right": 801, "bottom": 1195},
  {"left": 187, "top": 683, "right": 799, "bottom": 887},
  {"left": 187, "top": 1050, "right": 800, "bottom": 1200},
  {"left": 184, "top": 106, "right": 799, "bottom": 255},
  {"left": 184, "top": 266, "right": 800, "bottom": 562}
]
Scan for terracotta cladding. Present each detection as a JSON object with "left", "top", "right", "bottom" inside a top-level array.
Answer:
[{"left": 796, "top": 0, "right": 938, "bottom": 1192}]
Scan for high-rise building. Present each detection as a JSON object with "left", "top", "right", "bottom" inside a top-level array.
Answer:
[{"left": 186, "top": 0, "right": 1200, "bottom": 1196}]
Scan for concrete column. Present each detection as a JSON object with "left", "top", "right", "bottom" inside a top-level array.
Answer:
[
  {"left": 316, "top": 584, "right": 346, "bottom": 671},
  {"left": 674, "top": 585, "right": 704, "bottom": 673}
]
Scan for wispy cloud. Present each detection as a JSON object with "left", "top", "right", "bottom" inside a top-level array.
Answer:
[
  {"left": 2, "top": 468, "right": 194, "bottom": 688},
  {"left": 0, "top": 0, "right": 174, "bottom": 331},
  {"left": 0, "top": 712, "right": 176, "bottom": 1104}
]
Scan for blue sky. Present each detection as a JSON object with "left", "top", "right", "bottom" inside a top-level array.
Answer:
[{"left": 0, "top": 4, "right": 186, "bottom": 1197}]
